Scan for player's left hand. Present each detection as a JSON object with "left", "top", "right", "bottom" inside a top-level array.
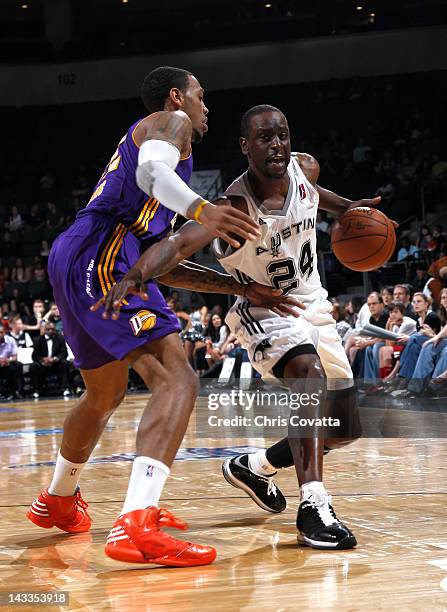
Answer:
[
  {"left": 91, "top": 269, "right": 148, "bottom": 320},
  {"left": 347, "top": 196, "right": 399, "bottom": 228},
  {"left": 244, "top": 283, "right": 306, "bottom": 317}
]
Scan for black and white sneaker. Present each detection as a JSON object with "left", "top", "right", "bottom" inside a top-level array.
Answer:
[
  {"left": 296, "top": 492, "right": 357, "bottom": 550},
  {"left": 222, "top": 455, "right": 286, "bottom": 513}
]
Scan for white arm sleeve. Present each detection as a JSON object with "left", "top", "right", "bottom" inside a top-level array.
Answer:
[{"left": 136, "top": 139, "right": 205, "bottom": 218}]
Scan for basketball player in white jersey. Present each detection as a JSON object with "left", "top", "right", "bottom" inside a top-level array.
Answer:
[{"left": 96, "top": 105, "right": 383, "bottom": 549}]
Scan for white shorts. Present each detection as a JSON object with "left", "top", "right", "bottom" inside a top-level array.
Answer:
[{"left": 226, "top": 291, "right": 353, "bottom": 388}]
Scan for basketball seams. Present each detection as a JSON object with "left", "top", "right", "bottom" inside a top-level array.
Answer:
[
  {"left": 338, "top": 236, "right": 387, "bottom": 264},
  {"left": 331, "top": 206, "right": 395, "bottom": 271},
  {"left": 332, "top": 233, "right": 387, "bottom": 245},
  {"left": 340, "top": 210, "right": 388, "bottom": 227}
]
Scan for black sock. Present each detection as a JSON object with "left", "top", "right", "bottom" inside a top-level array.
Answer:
[{"left": 265, "top": 437, "right": 294, "bottom": 469}]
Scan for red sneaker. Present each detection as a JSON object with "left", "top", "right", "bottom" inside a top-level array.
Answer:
[
  {"left": 26, "top": 488, "right": 91, "bottom": 533},
  {"left": 105, "top": 507, "right": 216, "bottom": 567}
]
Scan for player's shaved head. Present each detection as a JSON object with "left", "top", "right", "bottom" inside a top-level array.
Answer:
[
  {"left": 141, "top": 66, "right": 192, "bottom": 113},
  {"left": 240, "top": 104, "right": 284, "bottom": 138}
]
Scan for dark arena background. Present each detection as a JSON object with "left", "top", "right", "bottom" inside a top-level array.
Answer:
[{"left": 1, "top": 1, "right": 447, "bottom": 610}]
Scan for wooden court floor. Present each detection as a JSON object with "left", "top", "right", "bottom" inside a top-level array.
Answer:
[{"left": 1, "top": 394, "right": 447, "bottom": 611}]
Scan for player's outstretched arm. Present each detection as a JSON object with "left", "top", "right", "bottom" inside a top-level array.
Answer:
[
  {"left": 316, "top": 185, "right": 382, "bottom": 214},
  {"left": 91, "top": 220, "right": 214, "bottom": 318},
  {"left": 91, "top": 218, "right": 305, "bottom": 320},
  {"left": 135, "top": 112, "right": 260, "bottom": 245}
]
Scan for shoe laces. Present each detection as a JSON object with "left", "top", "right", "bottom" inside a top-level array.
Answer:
[
  {"left": 266, "top": 476, "right": 278, "bottom": 497},
  {"left": 304, "top": 491, "right": 338, "bottom": 527},
  {"left": 157, "top": 508, "right": 188, "bottom": 531},
  {"left": 68, "top": 490, "right": 89, "bottom": 521}
]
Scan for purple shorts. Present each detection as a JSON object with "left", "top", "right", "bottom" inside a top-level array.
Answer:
[{"left": 48, "top": 214, "right": 180, "bottom": 370}]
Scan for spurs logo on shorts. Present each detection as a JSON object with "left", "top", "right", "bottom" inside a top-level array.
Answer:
[{"left": 129, "top": 310, "right": 157, "bottom": 336}]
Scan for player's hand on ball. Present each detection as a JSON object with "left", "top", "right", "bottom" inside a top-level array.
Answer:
[
  {"left": 244, "top": 283, "right": 305, "bottom": 317},
  {"left": 347, "top": 196, "right": 399, "bottom": 228},
  {"left": 91, "top": 269, "right": 149, "bottom": 320},
  {"left": 198, "top": 203, "right": 261, "bottom": 248}
]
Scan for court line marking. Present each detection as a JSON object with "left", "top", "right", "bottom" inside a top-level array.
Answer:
[{"left": 2, "top": 490, "right": 447, "bottom": 509}]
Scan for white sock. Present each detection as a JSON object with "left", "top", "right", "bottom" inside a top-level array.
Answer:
[
  {"left": 121, "top": 456, "right": 170, "bottom": 515},
  {"left": 48, "top": 451, "right": 86, "bottom": 496},
  {"left": 300, "top": 480, "right": 327, "bottom": 501},
  {"left": 248, "top": 450, "right": 276, "bottom": 477}
]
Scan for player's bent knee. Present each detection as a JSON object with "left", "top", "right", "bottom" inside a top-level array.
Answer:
[{"left": 273, "top": 345, "right": 323, "bottom": 380}]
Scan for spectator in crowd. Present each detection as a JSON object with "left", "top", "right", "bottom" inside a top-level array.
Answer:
[
  {"left": 397, "top": 288, "right": 447, "bottom": 397},
  {"left": 331, "top": 302, "right": 351, "bottom": 340},
  {"left": 432, "top": 225, "right": 446, "bottom": 253},
  {"left": 380, "top": 286, "right": 394, "bottom": 309},
  {"left": 0, "top": 323, "right": 23, "bottom": 400},
  {"left": 8, "top": 205, "right": 23, "bottom": 234},
  {"left": 411, "top": 264, "right": 431, "bottom": 293},
  {"left": 366, "top": 302, "right": 417, "bottom": 392},
  {"left": 166, "top": 297, "right": 189, "bottom": 331},
  {"left": 43, "top": 302, "right": 63, "bottom": 334},
  {"left": 204, "top": 313, "right": 229, "bottom": 367},
  {"left": 10, "top": 257, "right": 31, "bottom": 284},
  {"left": 351, "top": 292, "right": 389, "bottom": 378},
  {"left": 30, "top": 321, "right": 69, "bottom": 398},
  {"left": 397, "top": 237, "right": 419, "bottom": 262},
  {"left": 374, "top": 150, "right": 395, "bottom": 177},
  {"left": 393, "top": 284, "right": 415, "bottom": 319},
  {"left": 344, "top": 296, "right": 367, "bottom": 330},
  {"left": 26, "top": 204, "right": 45, "bottom": 230},
  {"left": 8, "top": 315, "right": 33, "bottom": 348},
  {"left": 388, "top": 292, "right": 441, "bottom": 395},
  {"left": 374, "top": 181, "right": 394, "bottom": 207},
  {"left": 316, "top": 211, "right": 330, "bottom": 234},
  {"left": 417, "top": 225, "right": 431, "bottom": 251},
  {"left": 46, "top": 201, "right": 63, "bottom": 230},
  {"left": 23, "top": 299, "right": 46, "bottom": 338},
  {"left": 182, "top": 297, "right": 208, "bottom": 370},
  {"left": 31, "top": 261, "right": 48, "bottom": 284},
  {"left": 40, "top": 241, "right": 51, "bottom": 258},
  {"left": 201, "top": 332, "right": 252, "bottom": 380}
]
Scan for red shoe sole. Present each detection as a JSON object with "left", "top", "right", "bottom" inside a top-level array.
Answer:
[
  {"left": 26, "top": 509, "right": 54, "bottom": 529},
  {"left": 26, "top": 508, "right": 91, "bottom": 533},
  {"left": 105, "top": 543, "right": 216, "bottom": 567}
]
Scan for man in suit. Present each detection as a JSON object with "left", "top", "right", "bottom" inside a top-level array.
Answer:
[
  {"left": 0, "top": 323, "right": 23, "bottom": 400},
  {"left": 30, "top": 321, "right": 70, "bottom": 398}
]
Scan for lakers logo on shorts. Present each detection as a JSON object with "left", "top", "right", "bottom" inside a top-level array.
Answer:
[{"left": 129, "top": 310, "right": 157, "bottom": 337}]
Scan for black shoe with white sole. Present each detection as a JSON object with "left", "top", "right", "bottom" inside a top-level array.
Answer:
[
  {"left": 222, "top": 456, "right": 286, "bottom": 513},
  {"left": 296, "top": 494, "right": 357, "bottom": 550}
]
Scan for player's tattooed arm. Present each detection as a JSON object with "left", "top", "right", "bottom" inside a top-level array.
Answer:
[
  {"left": 159, "top": 264, "right": 305, "bottom": 318},
  {"left": 134, "top": 111, "right": 192, "bottom": 158}
]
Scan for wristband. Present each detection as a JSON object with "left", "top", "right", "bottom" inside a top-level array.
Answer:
[{"left": 193, "top": 200, "right": 209, "bottom": 224}]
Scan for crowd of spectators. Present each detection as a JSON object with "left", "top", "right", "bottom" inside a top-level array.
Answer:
[
  {"left": 1, "top": 71, "right": 446, "bottom": 400},
  {"left": 338, "top": 282, "right": 447, "bottom": 398}
]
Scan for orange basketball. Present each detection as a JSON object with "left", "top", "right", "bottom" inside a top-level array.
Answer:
[{"left": 331, "top": 207, "right": 396, "bottom": 272}]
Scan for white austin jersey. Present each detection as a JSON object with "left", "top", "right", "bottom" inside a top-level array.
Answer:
[
  {"left": 215, "top": 155, "right": 326, "bottom": 303},
  {"left": 214, "top": 155, "right": 352, "bottom": 385}
]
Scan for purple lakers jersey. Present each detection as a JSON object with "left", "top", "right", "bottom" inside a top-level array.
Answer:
[{"left": 77, "top": 117, "right": 193, "bottom": 248}]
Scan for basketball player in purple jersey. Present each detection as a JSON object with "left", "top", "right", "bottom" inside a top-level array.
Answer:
[{"left": 26, "top": 68, "right": 299, "bottom": 567}]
